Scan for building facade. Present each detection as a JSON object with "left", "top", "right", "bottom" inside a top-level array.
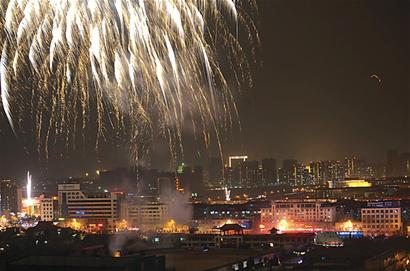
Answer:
[
  {"left": 58, "top": 183, "right": 118, "bottom": 232},
  {"left": 260, "top": 207, "right": 274, "bottom": 225},
  {"left": 0, "top": 180, "right": 20, "bottom": 213},
  {"left": 120, "top": 201, "right": 168, "bottom": 230},
  {"left": 261, "top": 158, "right": 277, "bottom": 186},
  {"left": 271, "top": 199, "right": 337, "bottom": 224},
  {"left": 39, "top": 197, "right": 58, "bottom": 221},
  {"left": 281, "top": 160, "right": 297, "bottom": 186},
  {"left": 361, "top": 201, "right": 402, "bottom": 236}
]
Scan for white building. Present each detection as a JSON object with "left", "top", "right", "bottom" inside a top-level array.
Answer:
[
  {"left": 39, "top": 197, "right": 57, "bottom": 221},
  {"left": 120, "top": 201, "right": 168, "bottom": 230},
  {"left": 361, "top": 201, "right": 402, "bottom": 236},
  {"left": 271, "top": 199, "right": 336, "bottom": 224},
  {"left": 58, "top": 183, "right": 118, "bottom": 232},
  {"left": 57, "top": 183, "right": 81, "bottom": 216}
]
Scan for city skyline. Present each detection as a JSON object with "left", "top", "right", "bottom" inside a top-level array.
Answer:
[
  {"left": 0, "top": 146, "right": 408, "bottom": 181},
  {"left": 2, "top": 150, "right": 407, "bottom": 188}
]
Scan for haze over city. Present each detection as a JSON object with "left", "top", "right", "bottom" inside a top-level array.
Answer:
[
  {"left": 1, "top": 0, "right": 409, "bottom": 180},
  {"left": 0, "top": 0, "right": 409, "bottom": 271}
]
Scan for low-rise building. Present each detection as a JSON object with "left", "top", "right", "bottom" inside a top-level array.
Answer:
[
  {"left": 180, "top": 224, "right": 314, "bottom": 251},
  {"left": 120, "top": 201, "right": 168, "bottom": 230},
  {"left": 39, "top": 197, "right": 58, "bottom": 221},
  {"left": 272, "top": 199, "right": 337, "bottom": 224},
  {"left": 58, "top": 183, "right": 118, "bottom": 232},
  {"left": 361, "top": 201, "right": 402, "bottom": 236}
]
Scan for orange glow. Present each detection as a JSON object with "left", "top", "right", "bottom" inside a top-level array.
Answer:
[
  {"left": 116, "top": 219, "right": 128, "bottom": 231},
  {"left": 23, "top": 198, "right": 34, "bottom": 207},
  {"left": 277, "top": 219, "right": 288, "bottom": 232},
  {"left": 70, "top": 219, "right": 82, "bottom": 230},
  {"left": 259, "top": 224, "right": 266, "bottom": 232},
  {"left": 342, "top": 220, "right": 354, "bottom": 231},
  {"left": 345, "top": 180, "right": 372, "bottom": 188},
  {"left": 336, "top": 220, "right": 361, "bottom": 232},
  {"left": 163, "top": 219, "right": 189, "bottom": 233},
  {"left": 275, "top": 219, "right": 325, "bottom": 233},
  {"left": 22, "top": 197, "right": 39, "bottom": 216},
  {"left": 0, "top": 215, "right": 8, "bottom": 229}
]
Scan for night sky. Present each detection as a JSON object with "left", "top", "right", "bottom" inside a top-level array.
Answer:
[{"left": 1, "top": 0, "right": 409, "bottom": 181}]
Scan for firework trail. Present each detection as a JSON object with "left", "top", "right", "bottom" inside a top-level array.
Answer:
[
  {"left": 26, "top": 171, "right": 32, "bottom": 201},
  {"left": 0, "top": 0, "right": 258, "bottom": 161}
]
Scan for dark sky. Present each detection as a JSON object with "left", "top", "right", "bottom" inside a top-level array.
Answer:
[
  {"left": 225, "top": 0, "right": 410, "bottom": 163},
  {"left": 1, "top": 0, "right": 409, "bottom": 181}
]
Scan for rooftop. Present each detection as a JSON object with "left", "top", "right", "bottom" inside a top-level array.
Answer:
[
  {"left": 149, "top": 248, "right": 276, "bottom": 271},
  {"left": 219, "top": 223, "right": 245, "bottom": 232}
]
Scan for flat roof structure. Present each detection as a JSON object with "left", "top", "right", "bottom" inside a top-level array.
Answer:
[{"left": 148, "top": 248, "right": 277, "bottom": 271}]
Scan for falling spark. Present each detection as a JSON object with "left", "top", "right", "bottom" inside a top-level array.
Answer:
[
  {"left": 370, "top": 74, "right": 381, "bottom": 83},
  {"left": 0, "top": 0, "right": 259, "bottom": 161}
]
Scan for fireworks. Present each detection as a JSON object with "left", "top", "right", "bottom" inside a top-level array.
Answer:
[
  {"left": 26, "top": 171, "right": 32, "bottom": 202},
  {"left": 23, "top": 171, "right": 36, "bottom": 215},
  {"left": 0, "top": 0, "right": 258, "bottom": 161},
  {"left": 277, "top": 219, "right": 288, "bottom": 232}
]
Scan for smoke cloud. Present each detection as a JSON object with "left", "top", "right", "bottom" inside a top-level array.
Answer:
[{"left": 160, "top": 186, "right": 192, "bottom": 225}]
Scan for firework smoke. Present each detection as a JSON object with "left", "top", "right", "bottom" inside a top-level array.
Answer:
[{"left": 0, "top": 0, "right": 258, "bottom": 161}]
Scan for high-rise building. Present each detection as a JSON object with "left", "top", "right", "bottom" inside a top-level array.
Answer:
[
  {"left": 386, "top": 150, "right": 400, "bottom": 177},
  {"left": 326, "top": 160, "right": 344, "bottom": 183},
  {"left": 228, "top": 155, "right": 248, "bottom": 168},
  {"left": 309, "top": 161, "right": 344, "bottom": 185},
  {"left": 386, "top": 150, "right": 410, "bottom": 177},
  {"left": 262, "top": 159, "right": 277, "bottom": 186},
  {"left": 345, "top": 156, "right": 358, "bottom": 178},
  {"left": 241, "top": 160, "right": 260, "bottom": 188},
  {"left": 191, "top": 166, "right": 204, "bottom": 195},
  {"left": 368, "top": 163, "right": 385, "bottom": 179},
  {"left": 175, "top": 164, "right": 204, "bottom": 194},
  {"left": 231, "top": 165, "right": 243, "bottom": 188},
  {"left": 223, "top": 166, "right": 233, "bottom": 188},
  {"left": 225, "top": 155, "right": 248, "bottom": 188},
  {"left": 296, "top": 164, "right": 314, "bottom": 186},
  {"left": 309, "top": 161, "right": 323, "bottom": 185},
  {"left": 208, "top": 157, "right": 223, "bottom": 187},
  {"left": 399, "top": 152, "right": 410, "bottom": 177},
  {"left": 281, "top": 160, "right": 297, "bottom": 186},
  {"left": 0, "top": 180, "right": 20, "bottom": 213}
]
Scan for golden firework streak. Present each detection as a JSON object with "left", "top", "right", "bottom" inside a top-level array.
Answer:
[{"left": 0, "top": 0, "right": 259, "bottom": 161}]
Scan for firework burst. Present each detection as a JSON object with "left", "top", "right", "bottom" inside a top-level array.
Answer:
[{"left": 0, "top": 0, "right": 258, "bottom": 162}]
